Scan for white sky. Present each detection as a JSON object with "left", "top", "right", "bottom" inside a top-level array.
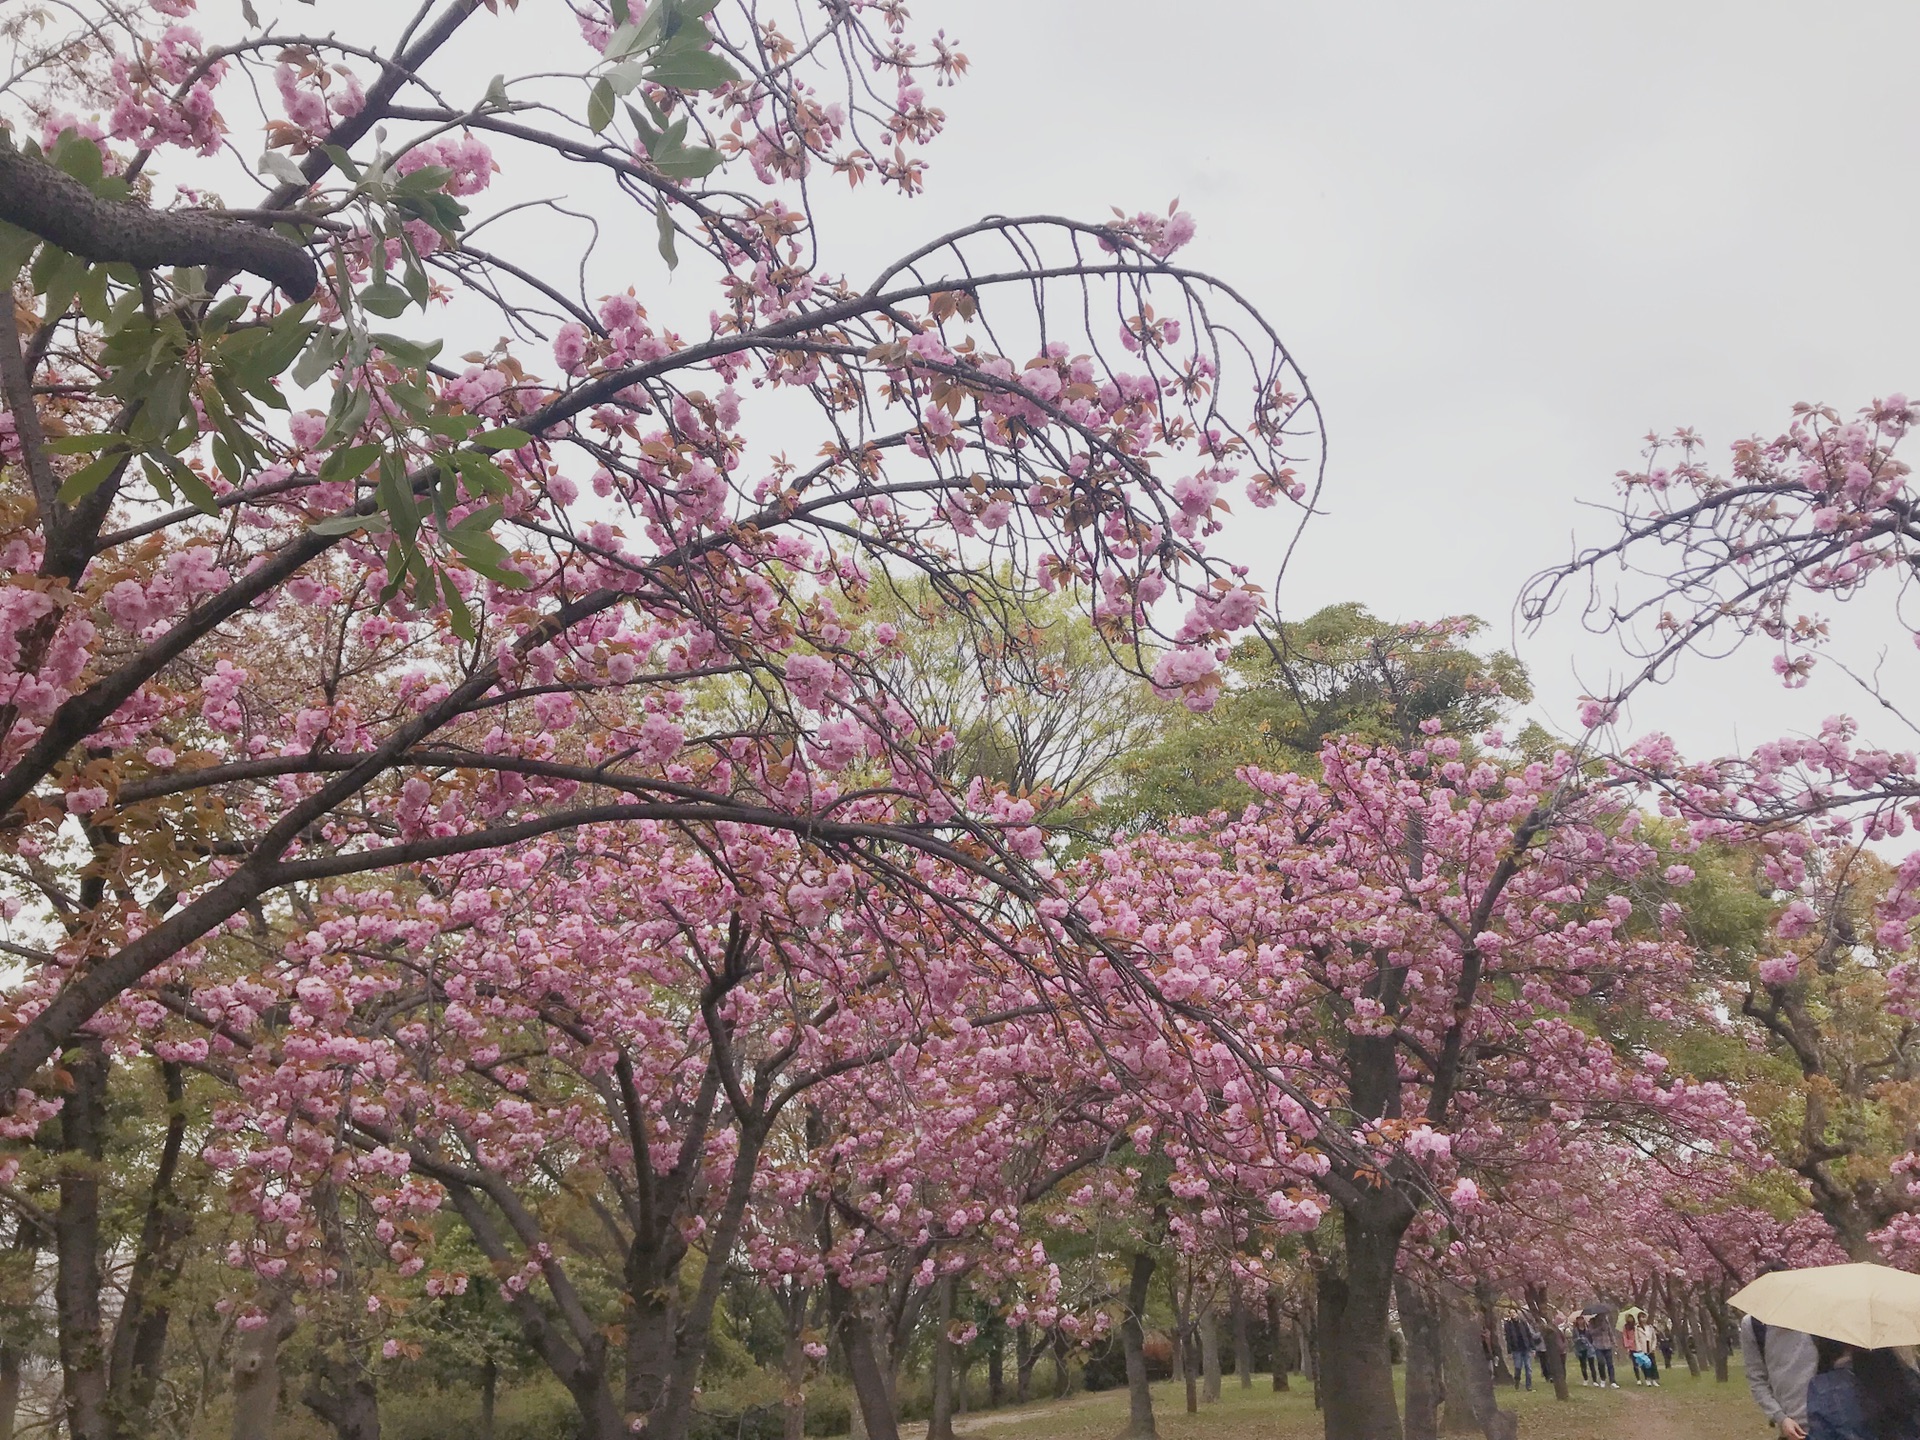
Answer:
[{"left": 795, "top": 0, "right": 1920, "bottom": 762}]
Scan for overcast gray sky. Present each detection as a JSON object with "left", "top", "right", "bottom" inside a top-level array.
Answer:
[{"left": 794, "top": 1, "right": 1920, "bottom": 758}]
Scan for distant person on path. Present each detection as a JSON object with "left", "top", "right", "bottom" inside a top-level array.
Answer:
[
  {"left": 1573, "top": 1315, "right": 1597, "bottom": 1386},
  {"left": 1742, "top": 1263, "right": 1819, "bottom": 1440},
  {"left": 1589, "top": 1309, "right": 1621, "bottom": 1389},
  {"left": 1624, "top": 1317, "right": 1660, "bottom": 1386},
  {"left": 1657, "top": 1322, "right": 1674, "bottom": 1371},
  {"left": 1805, "top": 1337, "right": 1920, "bottom": 1440},
  {"left": 1504, "top": 1312, "right": 1538, "bottom": 1391}
]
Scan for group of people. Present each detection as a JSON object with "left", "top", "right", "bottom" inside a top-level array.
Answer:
[
  {"left": 1741, "top": 1264, "right": 1920, "bottom": 1440},
  {"left": 1493, "top": 1308, "right": 1669, "bottom": 1393}
]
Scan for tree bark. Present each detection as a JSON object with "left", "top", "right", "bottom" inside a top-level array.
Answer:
[
  {"left": 987, "top": 1315, "right": 1005, "bottom": 1408},
  {"left": 1199, "top": 1305, "right": 1221, "bottom": 1402},
  {"left": 928, "top": 1273, "right": 956, "bottom": 1440},
  {"left": 0, "top": 133, "right": 319, "bottom": 298},
  {"left": 834, "top": 1298, "right": 896, "bottom": 1440},
  {"left": 1439, "top": 1291, "right": 1515, "bottom": 1440},
  {"left": 1315, "top": 1200, "right": 1409, "bottom": 1440},
  {"left": 55, "top": 1039, "right": 110, "bottom": 1440},
  {"left": 107, "top": 1059, "right": 192, "bottom": 1439},
  {"left": 480, "top": 1358, "right": 498, "bottom": 1440},
  {"left": 782, "top": 1291, "right": 809, "bottom": 1440},
  {"left": 1119, "top": 1252, "right": 1158, "bottom": 1440},
  {"left": 1396, "top": 1276, "right": 1443, "bottom": 1440},
  {"left": 230, "top": 1294, "right": 297, "bottom": 1440},
  {"left": 1268, "top": 1294, "right": 1290, "bottom": 1391},
  {"left": 1231, "top": 1290, "right": 1253, "bottom": 1389},
  {"left": 301, "top": 1351, "right": 382, "bottom": 1440},
  {"left": 1014, "top": 1324, "right": 1034, "bottom": 1404},
  {"left": 0, "top": 1335, "right": 20, "bottom": 1440}
]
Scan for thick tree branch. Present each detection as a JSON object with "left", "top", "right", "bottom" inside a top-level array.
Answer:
[{"left": 0, "top": 142, "right": 317, "bottom": 299}]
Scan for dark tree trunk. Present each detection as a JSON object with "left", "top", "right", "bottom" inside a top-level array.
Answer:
[
  {"left": 1119, "top": 1252, "right": 1158, "bottom": 1440},
  {"left": 107, "top": 1060, "right": 191, "bottom": 1439},
  {"left": 301, "top": 1354, "right": 381, "bottom": 1440},
  {"left": 1050, "top": 1330, "right": 1069, "bottom": 1399},
  {"left": 1014, "top": 1325, "right": 1035, "bottom": 1404},
  {"left": 230, "top": 1294, "right": 297, "bottom": 1440},
  {"left": 0, "top": 1336, "right": 20, "bottom": 1440},
  {"left": 1396, "top": 1276, "right": 1443, "bottom": 1440},
  {"left": 987, "top": 1315, "right": 1004, "bottom": 1408},
  {"left": 480, "top": 1358, "right": 498, "bottom": 1440},
  {"left": 1439, "top": 1290, "right": 1514, "bottom": 1440},
  {"left": 1268, "top": 1294, "right": 1290, "bottom": 1391},
  {"left": 928, "top": 1273, "right": 956, "bottom": 1440},
  {"left": 56, "top": 1039, "right": 110, "bottom": 1440},
  {"left": 835, "top": 1298, "right": 897, "bottom": 1440},
  {"left": 1316, "top": 1200, "right": 1409, "bottom": 1440},
  {"left": 1200, "top": 1305, "right": 1222, "bottom": 1403},
  {"left": 1232, "top": 1290, "right": 1253, "bottom": 1389},
  {"left": 782, "top": 1319, "right": 808, "bottom": 1440}
]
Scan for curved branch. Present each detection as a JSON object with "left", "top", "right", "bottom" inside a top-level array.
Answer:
[{"left": 0, "top": 142, "right": 318, "bottom": 299}]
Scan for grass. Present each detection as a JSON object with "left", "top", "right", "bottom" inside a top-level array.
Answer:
[{"left": 929, "top": 1362, "right": 1767, "bottom": 1440}]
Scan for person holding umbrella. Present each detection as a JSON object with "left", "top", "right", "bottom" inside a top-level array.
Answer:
[
  {"left": 1731, "top": 1262, "right": 1920, "bottom": 1440},
  {"left": 1741, "top": 1262, "right": 1822, "bottom": 1438}
]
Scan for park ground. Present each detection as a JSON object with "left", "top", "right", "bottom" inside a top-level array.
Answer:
[{"left": 893, "top": 1365, "right": 1767, "bottom": 1440}]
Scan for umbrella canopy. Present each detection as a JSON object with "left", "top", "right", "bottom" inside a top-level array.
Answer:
[
  {"left": 1729, "top": 1263, "right": 1920, "bottom": 1349},
  {"left": 1619, "top": 1307, "right": 1647, "bottom": 1321}
]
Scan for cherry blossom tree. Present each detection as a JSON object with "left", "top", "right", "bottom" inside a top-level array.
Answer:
[
  {"left": 0, "top": 0, "right": 1323, "bottom": 1117},
  {"left": 1070, "top": 735, "right": 1754, "bottom": 1440}
]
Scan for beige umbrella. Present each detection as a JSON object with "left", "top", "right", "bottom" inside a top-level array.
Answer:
[{"left": 1729, "top": 1263, "right": 1920, "bottom": 1349}]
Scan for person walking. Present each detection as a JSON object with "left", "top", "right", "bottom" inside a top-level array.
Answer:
[
  {"left": 1589, "top": 1308, "right": 1621, "bottom": 1389},
  {"left": 1741, "top": 1264, "right": 1819, "bottom": 1439},
  {"left": 1504, "top": 1312, "right": 1537, "bottom": 1392},
  {"left": 1624, "top": 1317, "right": 1661, "bottom": 1386},
  {"left": 1657, "top": 1321, "right": 1674, "bottom": 1371},
  {"left": 1573, "top": 1315, "right": 1597, "bottom": 1386},
  {"left": 1806, "top": 1337, "right": 1920, "bottom": 1440}
]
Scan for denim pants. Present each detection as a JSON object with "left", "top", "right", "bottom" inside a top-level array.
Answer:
[
  {"left": 1509, "top": 1349, "right": 1533, "bottom": 1389},
  {"left": 1593, "top": 1347, "right": 1616, "bottom": 1384}
]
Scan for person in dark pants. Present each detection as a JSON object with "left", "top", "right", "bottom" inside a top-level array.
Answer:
[
  {"left": 1573, "top": 1316, "right": 1597, "bottom": 1386},
  {"left": 1503, "top": 1314, "right": 1538, "bottom": 1391},
  {"left": 1589, "top": 1310, "right": 1621, "bottom": 1389}
]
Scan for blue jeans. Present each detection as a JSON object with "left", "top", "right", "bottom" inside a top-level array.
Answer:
[
  {"left": 1593, "top": 1348, "right": 1616, "bottom": 1384},
  {"left": 1509, "top": 1349, "right": 1533, "bottom": 1389}
]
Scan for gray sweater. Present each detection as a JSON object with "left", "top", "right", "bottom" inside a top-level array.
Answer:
[{"left": 1741, "top": 1316, "right": 1817, "bottom": 1428}]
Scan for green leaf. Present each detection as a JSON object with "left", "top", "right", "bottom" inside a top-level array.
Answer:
[
  {"left": 0, "top": 222, "right": 39, "bottom": 288},
  {"left": 56, "top": 452, "right": 126, "bottom": 505},
  {"left": 39, "top": 251, "right": 91, "bottom": 322},
  {"left": 258, "top": 151, "right": 308, "bottom": 188},
  {"left": 319, "top": 382, "right": 371, "bottom": 450},
  {"left": 588, "top": 77, "right": 617, "bottom": 133},
  {"left": 320, "top": 443, "right": 382, "bottom": 484},
  {"left": 147, "top": 449, "right": 218, "bottom": 514},
  {"left": 483, "top": 73, "right": 509, "bottom": 108},
  {"left": 321, "top": 145, "right": 363, "bottom": 184},
  {"left": 651, "top": 142, "right": 724, "bottom": 182},
  {"left": 611, "top": 0, "right": 630, "bottom": 21},
  {"left": 45, "top": 434, "right": 118, "bottom": 455},
  {"left": 50, "top": 129, "right": 103, "bottom": 186},
  {"left": 656, "top": 205, "right": 678, "bottom": 270},
  {"left": 394, "top": 164, "right": 453, "bottom": 195},
  {"left": 441, "top": 571, "right": 477, "bottom": 641},
  {"left": 471, "top": 427, "right": 533, "bottom": 453},
  {"left": 370, "top": 332, "right": 444, "bottom": 368},
  {"left": 376, "top": 452, "right": 421, "bottom": 542},
  {"left": 292, "top": 327, "right": 345, "bottom": 389},
  {"left": 202, "top": 294, "right": 252, "bottom": 335},
  {"left": 310, "top": 509, "right": 383, "bottom": 537},
  {"left": 646, "top": 47, "right": 739, "bottom": 91},
  {"left": 360, "top": 282, "right": 410, "bottom": 319}
]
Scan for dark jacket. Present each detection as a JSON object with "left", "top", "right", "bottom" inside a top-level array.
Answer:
[{"left": 1806, "top": 1366, "right": 1920, "bottom": 1440}]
